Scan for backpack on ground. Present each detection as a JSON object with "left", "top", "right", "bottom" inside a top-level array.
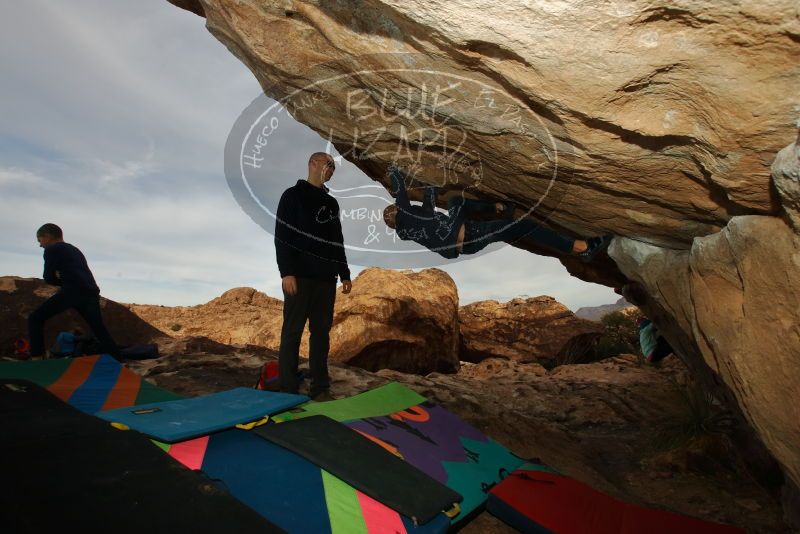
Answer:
[{"left": 253, "top": 361, "right": 305, "bottom": 391}]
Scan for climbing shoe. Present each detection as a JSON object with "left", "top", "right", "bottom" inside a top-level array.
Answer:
[{"left": 578, "top": 235, "right": 614, "bottom": 262}]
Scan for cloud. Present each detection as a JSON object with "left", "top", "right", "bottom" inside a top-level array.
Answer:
[
  {"left": 0, "top": 0, "right": 257, "bottom": 172},
  {"left": 0, "top": 167, "right": 48, "bottom": 187}
]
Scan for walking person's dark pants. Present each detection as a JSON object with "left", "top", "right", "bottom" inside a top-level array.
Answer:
[
  {"left": 28, "top": 290, "right": 118, "bottom": 357},
  {"left": 278, "top": 277, "right": 337, "bottom": 397}
]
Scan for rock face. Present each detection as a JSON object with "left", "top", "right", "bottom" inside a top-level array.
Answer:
[
  {"left": 133, "top": 271, "right": 607, "bottom": 373},
  {"left": 772, "top": 129, "right": 800, "bottom": 232},
  {"left": 170, "top": 0, "right": 796, "bottom": 247},
  {"left": 459, "top": 296, "right": 603, "bottom": 363},
  {"left": 322, "top": 267, "right": 461, "bottom": 373},
  {"left": 166, "top": 0, "right": 800, "bottom": 509},
  {"left": 610, "top": 216, "right": 800, "bottom": 495},
  {"left": 11, "top": 270, "right": 617, "bottom": 376},
  {"left": 127, "top": 287, "right": 284, "bottom": 345}
]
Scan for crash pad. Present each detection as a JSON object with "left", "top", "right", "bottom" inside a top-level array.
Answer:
[
  {"left": 487, "top": 465, "right": 745, "bottom": 534},
  {"left": 255, "top": 415, "right": 462, "bottom": 525},
  {"left": 0, "top": 379, "right": 282, "bottom": 533},
  {"left": 98, "top": 387, "right": 308, "bottom": 442}
]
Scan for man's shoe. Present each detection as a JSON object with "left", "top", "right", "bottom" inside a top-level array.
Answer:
[
  {"left": 578, "top": 235, "right": 614, "bottom": 262},
  {"left": 262, "top": 381, "right": 282, "bottom": 393},
  {"left": 387, "top": 165, "right": 405, "bottom": 195},
  {"left": 311, "top": 390, "right": 336, "bottom": 402}
]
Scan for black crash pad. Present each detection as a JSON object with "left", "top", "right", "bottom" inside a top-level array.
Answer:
[
  {"left": 0, "top": 379, "right": 283, "bottom": 533},
  {"left": 254, "top": 414, "right": 462, "bottom": 525}
]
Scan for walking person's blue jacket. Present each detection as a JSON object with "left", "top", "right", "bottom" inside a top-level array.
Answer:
[{"left": 43, "top": 242, "right": 100, "bottom": 294}]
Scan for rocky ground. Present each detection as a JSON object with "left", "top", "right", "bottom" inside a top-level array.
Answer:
[
  {"left": 3, "top": 273, "right": 792, "bottom": 530},
  {"left": 128, "top": 337, "right": 789, "bottom": 533}
]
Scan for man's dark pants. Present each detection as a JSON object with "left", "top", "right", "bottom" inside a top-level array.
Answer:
[
  {"left": 28, "top": 290, "right": 118, "bottom": 357},
  {"left": 278, "top": 277, "right": 337, "bottom": 397}
]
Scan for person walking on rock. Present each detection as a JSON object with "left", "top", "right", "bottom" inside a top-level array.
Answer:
[{"left": 28, "top": 224, "right": 118, "bottom": 359}]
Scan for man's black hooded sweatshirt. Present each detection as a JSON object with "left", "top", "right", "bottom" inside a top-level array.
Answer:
[
  {"left": 42, "top": 242, "right": 100, "bottom": 294},
  {"left": 274, "top": 179, "right": 351, "bottom": 282}
]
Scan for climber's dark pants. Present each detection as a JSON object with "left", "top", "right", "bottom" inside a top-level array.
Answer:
[
  {"left": 461, "top": 218, "right": 575, "bottom": 255},
  {"left": 278, "top": 277, "right": 336, "bottom": 397},
  {"left": 647, "top": 336, "right": 674, "bottom": 363},
  {"left": 445, "top": 196, "right": 575, "bottom": 256},
  {"left": 28, "top": 290, "right": 117, "bottom": 357}
]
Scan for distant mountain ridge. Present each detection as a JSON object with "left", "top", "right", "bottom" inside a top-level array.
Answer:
[{"left": 574, "top": 297, "right": 634, "bottom": 322}]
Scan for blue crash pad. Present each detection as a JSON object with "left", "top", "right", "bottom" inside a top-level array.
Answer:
[{"left": 98, "top": 387, "right": 308, "bottom": 442}]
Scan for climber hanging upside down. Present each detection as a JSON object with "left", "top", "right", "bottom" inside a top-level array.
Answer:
[{"left": 382, "top": 166, "right": 612, "bottom": 260}]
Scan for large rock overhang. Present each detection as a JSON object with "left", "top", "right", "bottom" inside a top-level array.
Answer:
[{"left": 166, "top": 0, "right": 800, "bottom": 514}]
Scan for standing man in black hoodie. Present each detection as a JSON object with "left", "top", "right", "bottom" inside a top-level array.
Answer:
[
  {"left": 274, "top": 152, "right": 352, "bottom": 401},
  {"left": 28, "top": 223, "right": 118, "bottom": 358}
]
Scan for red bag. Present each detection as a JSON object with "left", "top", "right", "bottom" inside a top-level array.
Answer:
[{"left": 254, "top": 361, "right": 279, "bottom": 390}]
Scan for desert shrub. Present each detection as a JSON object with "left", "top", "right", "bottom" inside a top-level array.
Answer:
[
  {"left": 650, "top": 380, "right": 734, "bottom": 451},
  {"left": 593, "top": 310, "right": 640, "bottom": 359},
  {"left": 553, "top": 332, "right": 601, "bottom": 367}
]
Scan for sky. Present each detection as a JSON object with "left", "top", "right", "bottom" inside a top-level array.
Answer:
[{"left": 0, "top": 0, "right": 618, "bottom": 310}]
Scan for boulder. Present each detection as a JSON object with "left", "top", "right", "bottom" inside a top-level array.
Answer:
[
  {"left": 319, "top": 267, "right": 460, "bottom": 373},
  {"left": 127, "top": 287, "right": 283, "bottom": 346},
  {"left": 168, "top": 0, "right": 796, "bottom": 247},
  {"left": 459, "top": 296, "right": 603, "bottom": 363},
  {"left": 610, "top": 215, "right": 800, "bottom": 496}
]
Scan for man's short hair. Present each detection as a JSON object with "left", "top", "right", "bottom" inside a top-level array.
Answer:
[
  {"left": 308, "top": 152, "right": 331, "bottom": 165},
  {"left": 36, "top": 223, "right": 63, "bottom": 239}
]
